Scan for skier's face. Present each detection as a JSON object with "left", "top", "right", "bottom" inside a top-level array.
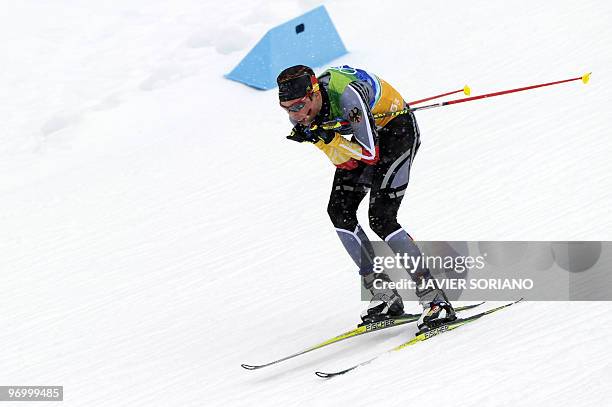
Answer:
[{"left": 280, "top": 91, "right": 321, "bottom": 126}]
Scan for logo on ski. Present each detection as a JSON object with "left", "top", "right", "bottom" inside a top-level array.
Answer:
[
  {"left": 365, "top": 319, "right": 396, "bottom": 332},
  {"left": 423, "top": 324, "right": 449, "bottom": 339}
]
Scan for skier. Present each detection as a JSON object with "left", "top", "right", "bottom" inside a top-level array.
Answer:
[{"left": 277, "top": 64, "right": 456, "bottom": 331}]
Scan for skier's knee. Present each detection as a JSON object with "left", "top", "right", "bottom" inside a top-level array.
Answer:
[
  {"left": 328, "top": 200, "right": 357, "bottom": 230},
  {"left": 368, "top": 210, "right": 400, "bottom": 240}
]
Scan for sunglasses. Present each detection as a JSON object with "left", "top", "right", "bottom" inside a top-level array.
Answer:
[{"left": 280, "top": 92, "right": 312, "bottom": 112}]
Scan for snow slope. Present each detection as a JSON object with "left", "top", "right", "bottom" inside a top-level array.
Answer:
[{"left": 1, "top": 0, "right": 611, "bottom": 406}]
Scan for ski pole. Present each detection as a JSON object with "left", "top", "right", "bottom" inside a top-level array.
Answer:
[
  {"left": 315, "top": 72, "right": 590, "bottom": 131},
  {"left": 408, "top": 85, "right": 471, "bottom": 105},
  {"left": 410, "top": 72, "right": 591, "bottom": 113}
]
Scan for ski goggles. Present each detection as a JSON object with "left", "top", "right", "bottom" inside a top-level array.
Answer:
[{"left": 280, "top": 94, "right": 310, "bottom": 112}]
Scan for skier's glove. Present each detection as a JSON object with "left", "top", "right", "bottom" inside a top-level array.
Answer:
[
  {"left": 309, "top": 127, "right": 335, "bottom": 144},
  {"left": 287, "top": 125, "right": 335, "bottom": 144},
  {"left": 286, "top": 124, "right": 318, "bottom": 143}
]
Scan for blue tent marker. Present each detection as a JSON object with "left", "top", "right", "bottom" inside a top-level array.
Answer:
[{"left": 225, "top": 6, "right": 348, "bottom": 90}]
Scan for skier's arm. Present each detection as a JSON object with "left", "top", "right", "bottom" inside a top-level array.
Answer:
[
  {"left": 286, "top": 125, "right": 365, "bottom": 169},
  {"left": 313, "top": 139, "right": 358, "bottom": 170},
  {"left": 313, "top": 136, "right": 375, "bottom": 170},
  {"left": 335, "top": 82, "right": 378, "bottom": 162},
  {"left": 310, "top": 81, "right": 379, "bottom": 168}
]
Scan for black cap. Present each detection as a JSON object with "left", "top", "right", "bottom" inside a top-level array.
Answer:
[{"left": 277, "top": 65, "right": 317, "bottom": 102}]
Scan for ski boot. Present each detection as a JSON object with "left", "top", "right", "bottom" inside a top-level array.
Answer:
[
  {"left": 360, "top": 272, "right": 404, "bottom": 325},
  {"left": 417, "top": 299, "right": 456, "bottom": 333},
  {"left": 416, "top": 285, "right": 456, "bottom": 333}
]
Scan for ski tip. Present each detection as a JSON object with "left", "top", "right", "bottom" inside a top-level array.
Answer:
[
  {"left": 241, "top": 363, "right": 259, "bottom": 370},
  {"left": 581, "top": 72, "right": 591, "bottom": 84},
  {"left": 463, "top": 85, "right": 471, "bottom": 95},
  {"left": 316, "top": 367, "right": 356, "bottom": 378},
  {"left": 315, "top": 371, "right": 335, "bottom": 379}
]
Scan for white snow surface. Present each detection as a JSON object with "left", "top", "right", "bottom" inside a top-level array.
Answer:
[{"left": 1, "top": 0, "right": 612, "bottom": 406}]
